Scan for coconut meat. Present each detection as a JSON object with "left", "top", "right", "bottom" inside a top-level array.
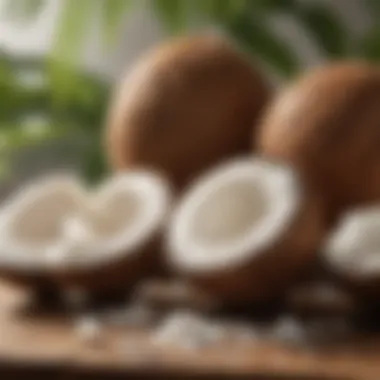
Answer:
[
  {"left": 0, "top": 176, "right": 87, "bottom": 268},
  {"left": 0, "top": 172, "right": 170, "bottom": 271},
  {"left": 66, "top": 172, "right": 171, "bottom": 268},
  {"left": 168, "top": 158, "right": 300, "bottom": 272},
  {"left": 324, "top": 207, "right": 380, "bottom": 277}
]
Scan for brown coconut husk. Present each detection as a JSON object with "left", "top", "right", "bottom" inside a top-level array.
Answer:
[
  {"left": 185, "top": 194, "right": 324, "bottom": 306},
  {"left": 257, "top": 62, "right": 380, "bottom": 221},
  {"left": 167, "top": 158, "right": 326, "bottom": 307},
  {"left": 106, "top": 33, "right": 271, "bottom": 192}
]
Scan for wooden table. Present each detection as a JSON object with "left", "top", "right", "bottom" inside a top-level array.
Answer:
[{"left": 0, "top": 282, "right": 379, "bottom": 380}]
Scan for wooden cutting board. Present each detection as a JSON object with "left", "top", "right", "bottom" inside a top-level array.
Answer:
[{"left": 0, "top": 281, "right": 379, "bottom": 380}]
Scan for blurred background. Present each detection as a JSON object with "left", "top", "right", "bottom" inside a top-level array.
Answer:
[{"left": 0, "top": 0, "right": 377, "bottom": 200}]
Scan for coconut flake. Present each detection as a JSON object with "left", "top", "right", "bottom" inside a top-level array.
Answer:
[
  {"left": 324, "top": 207, "right": 380, "bottom": 277},
  {"left": 101, "top": 303, "right": 156, "bottom": 327},
  {"left": 270, "top": 316, "right": 307, "bottom": 346},
  {"left": 74, "top": 315, "right": 103, "bottom": 346},
  {"left": 151, "top": 311, "right": 226, "bottom": 351}
]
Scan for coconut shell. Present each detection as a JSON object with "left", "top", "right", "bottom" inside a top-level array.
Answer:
[
  {"left": 169, "top": 159, "right": 326, "bottom": 308},
  {"left": 257, "top": 62, "right": 380, "bottom": 220},
  {"left": 53, "top": 233, "right": 164, "bottom": 296},
  {"left": 323, "top": 255, "right": 380, "bottom": 302},
  {"left": 0, "top": 173, "right": 171, "bottom": 297},
  {"left": 188, "top": 194, "right": 324, "bottom": 305},
  {"left": 106, "top": 34, "right": 270, "bottom": 191},
  {"left": 0, "top": 228, "right": 165, "bottom": 298}
]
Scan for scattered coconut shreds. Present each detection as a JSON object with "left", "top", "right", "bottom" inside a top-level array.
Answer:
[
  {"left": 151, "top": 311, "right": 226, "bottom": 351},
  {"left": 74, "top": 315, "right": 103, "bottom": 346},
  {"left": 101, "top": 304, "right": 156, "bottom": 327},
  {"left": 226, "top": 323, "right": 261, "bottom": 343},
  {"left": 270, "top": 316, "right": 307, "bottom": 346},
  {"left": 306, "top": 317, "right": 353, "bottom": 344}
]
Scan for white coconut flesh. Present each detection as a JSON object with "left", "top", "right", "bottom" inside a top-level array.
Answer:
[
  {"left": 0, "top": 172, "right": 170, "bottom": 272},
  {"left": 324, "top": 207, "right": 380, "bottom": 277},
  {"left": 167, "top": 158, "right": 300, "bottom": 273}
]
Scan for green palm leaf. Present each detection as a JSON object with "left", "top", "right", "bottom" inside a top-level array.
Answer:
[
  {"left": 153, "top": 0, "right": 188, "bottom": 33},
  {"left": 297, "top": 4, "right": 347, "bottom": 58},
  {"left": 228, "top": 13, "right": 300, "bottom": 78},
  {"left": 101, "top": 0, "right": 135, "bottom": 47},
  {"left": 50, "top": 0, "right": 94, "bottom": 107}
]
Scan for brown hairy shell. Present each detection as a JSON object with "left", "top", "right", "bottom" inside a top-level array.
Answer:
[
  {"left": 106, "top": 34, "right": 270, "bottom": 191},
  {"left": 257, "top": 62, "right": 380, "bottom": 220},
  {"left": 187, "top": 193, "right": 324, "bottom": 305}
]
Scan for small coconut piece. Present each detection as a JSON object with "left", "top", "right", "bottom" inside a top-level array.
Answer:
[
  {"left": 285, "top": 281, "right": 357, "bottom": 317},
  {"left": 133, "top": 279, "right": 220, "bottom": 313},
  {"left": 0, "top": 175, "right": 86, "bottom": 290},
  {"left": 323, "top": 206, "right": 380, "bottom": 299},
  {"left": 257, "top": 62, "right": 380, "bottom": 221},
  {"left": 74, "top": 315, "right": 103, "bottom": 346},
  {"left": 106, "top": 34, "right": 270, "bottom": 191},
  {"left": 0, "top": 171, "right": 171, "bottom": 294},
  {"left": 269, "top": 315, "right": 307, "bottom": 346},
  {"left": 166, "top": 157, "right": 325, "bottom": 305},
  {"left": 151, "top": 310, "right": 226, "bottom": 350}
]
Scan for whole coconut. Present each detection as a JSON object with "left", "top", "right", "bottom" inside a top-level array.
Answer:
[
  {"left": 257, "top": 62, "right": 380, "bottom": 220},
  {"left": 106, "top": 34, "right": 270, "bottom": 191}
]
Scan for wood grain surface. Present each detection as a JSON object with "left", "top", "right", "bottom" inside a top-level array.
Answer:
[{"left": 0, "top": 281, "right": 379, "bottom": 380}]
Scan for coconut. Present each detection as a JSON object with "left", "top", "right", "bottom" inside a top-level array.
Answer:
[
  {"left": 323, "top": 206, "right": 380, "bottom": 299},
  {"left": 106, "top": 34, "right": 270, "bottom": 191},
  {"left": 166, "top": 157, "right": 325, "bottom": 305},
  {"left": 257, "top": 62, "right": 380, "bottom": 221},
  {"left": 0, "top": 171, "right": 171, "bottom": 294}
]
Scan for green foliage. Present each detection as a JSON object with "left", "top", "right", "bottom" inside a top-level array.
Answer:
[
  {"left": 0, "top": 52, "right": 110, "bottom": 183},
  {"left": 101, "top": 0, "right": 135, "bottom": 46},
  {"left": 2, "top": 0, "right": 380, "bottom": 183},
  {"left": 227, "top": 13, "right": 299, "bottom": 78},
  {"left": 153, "top": 0, "right": 188, "bottom": 33},
  {"left": 296, "top": 4, "right": 348, "bottom": 58}
]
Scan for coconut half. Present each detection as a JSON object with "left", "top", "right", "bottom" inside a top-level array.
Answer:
[
  {"left": 0, "top": 171, "right": 171, "bottom": 294},
  {"left": 166, "top": 158, "right": 324, "bottom": 305},
  {"left": 323, "top": 206, "right": 380, "bottom": 299}
]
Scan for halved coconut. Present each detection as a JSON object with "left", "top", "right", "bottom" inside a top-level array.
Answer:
[
  {"left": 323, "top": 206, "right": 380, "bottom": 299},
  {"left": 0, "top": 171, "right": 171, "bottom": 294},
  {"left": 166, "top": 158, "right": 325, "bottom": 305},
  {"left": 257, "top": 62, "right": 380, "bottom": 221},
  {"left": 106, "top": 34, "right": 270, "bottom": 191}
]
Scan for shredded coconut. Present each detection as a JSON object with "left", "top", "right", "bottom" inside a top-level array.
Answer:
[
  {"left": 151, "top": 311, "right": 226, "bottom": 350},
  {"left": 270, "top": 316, "right": 307, "bottom": 346},
  {"left": 74, "top": 315, "right": 103, "bottom": 346},
  {"left": 101, "top": 304, "right": 156, "bottom": 327}
]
